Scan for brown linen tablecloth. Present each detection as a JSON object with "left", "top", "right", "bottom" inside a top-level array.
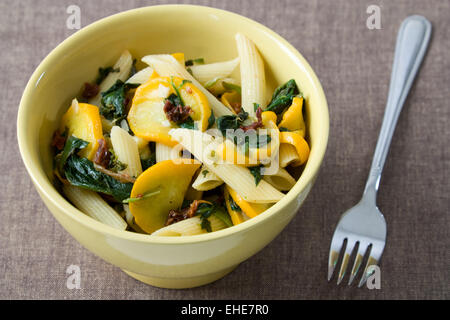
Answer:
[{"left": 1, "top": 0, "right": 448, "bottom": 299}]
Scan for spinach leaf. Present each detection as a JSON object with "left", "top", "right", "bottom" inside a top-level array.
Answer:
[
  {"left": 223, "top": 81, "right": 242, "bottom": 95},
  {"left": 228, "top": 195, "right": 242, "bottom": 212},
  {"left": 207, "top": 110, "right": 215, "bottom": 129},
  {"left": 217, "top": 110, "right": 249, "bottom": 137},
  {"left": 95, "top": 66, "right": 119, "bottom": 85},
  {"left": 195, "top": 202, "right": 232, "bottom": 232},
  {"left": 249, "top": 165, "right": 264, "bottom": 186},
  {"left": 57, "top": 136, "right": 89, "bottom": 175},
  {"left": 185, "top": 58, "right": 205, "bottom": 67},
  {"left": 179, "top": 117, "right": 195, "bottom": 129},
  {"left": 165, "top": 93, "right": 183, "bottom": 108},
  {"left": 266, "top": 79, "right": 300, "bottom": 115},
  {"left": 212, "top": 206, "right": 233, "bottom": 227},
  {"left": 65, "top": 156, "right": 133, "bottom": 202},
  {"left": 141, "top": 153, "right": 156, "bottom": 171},
  {"left": 100, "top": 80, "right": 139, "bottom": 121}
]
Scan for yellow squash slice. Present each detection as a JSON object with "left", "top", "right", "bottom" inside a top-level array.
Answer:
[
  {"left": 127, "top": 76, "right": 211, "bottom": 146},
  {"left": 279, "top": 131, "right": 310, "bottom": 166},
  {"left": 226, "top": 185, "right": 270, "bottom": 219},
  {"left": 59, "top": 100, "right": 103, "bottom": 160},
  {"left": 224, "top": 186, "right": 245, "bottom": 225},
  {"left": 277, "top": 97, "right": 306, "bottom": 137},
  {"left": 129, "top": 159, "right": 201, "bottom": 233}
]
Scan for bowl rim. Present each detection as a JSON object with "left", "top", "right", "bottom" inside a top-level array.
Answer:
[{"left": 17, "top": 4, "right": 329, "bottom": 245}]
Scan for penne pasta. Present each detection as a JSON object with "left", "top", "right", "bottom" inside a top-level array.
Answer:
[
  {"left": 126, "top": 66, "right": 154, "bottom": 84},
  {"left": 63, "top": 184, "right": 127, "bottom": 230},
  {"left": 263, "top": 167, "right": 297, "bottom": 191},
  {"left": 235, "top": 33, "right": 266, "bottom": 119},
  {"left": 279, "top": 143, "right": 300, "bottom": 168},
  {"left": 110, "top": 126, "right": 143, "bottom": 178},
  {"left": 53, "top": 38, "right": 311, "bottom": 237},
  {"left": 155, "top": 143, "right": 181, "bottom": 162},
  {"left": 189, "top": 57, "right": 240, "bottom": 84},
  {"left": 141, "top": 54, "right": 233, "bottom": 117},
  {"left": 170, "top": 128, "right": 284, "bottom": 203},
  {"left": 151, "top": 215, "right": 227, "bottom": 236},
  {"left": 88, "top": 50, "right": 134, "bottom": 108},
  {"left": 192, "top": 166, "right": 224, "bottom": 191}
]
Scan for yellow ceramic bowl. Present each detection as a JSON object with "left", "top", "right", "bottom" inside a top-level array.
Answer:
[{"left": 17, "top": 5, "right": 329, "bottom": 288}]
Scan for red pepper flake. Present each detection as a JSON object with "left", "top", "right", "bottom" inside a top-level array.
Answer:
[
  {"left": 186, "top": 86, "right": 193, "bottom": 94},
  {"left": 82, "top": 82, "right": 100, "bottom": 99},
  {"left": 240, "top": 106, "right": 263, "bottom": 132}
]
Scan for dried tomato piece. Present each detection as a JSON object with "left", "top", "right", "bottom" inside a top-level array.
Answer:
[
  {"left": 93, "top": 138, "right": 111, "bottom": 168},
  {"left": 82, "top": 82, "right": 100, "bottom": 99},
  {"left": 163, "top": 99, "right": 192, "bottom": 124}
]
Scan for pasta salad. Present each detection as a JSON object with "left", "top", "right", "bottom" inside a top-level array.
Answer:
[{"left": 52, "top": 33, "right": 310, "bottom": 236}]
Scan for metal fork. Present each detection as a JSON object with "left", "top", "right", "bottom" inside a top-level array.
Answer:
[{"left": 328, "top": 15, "right": 432, "bottom": 287}]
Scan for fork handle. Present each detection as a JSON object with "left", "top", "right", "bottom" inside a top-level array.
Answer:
[{"left": 363, "top": 15, "right": 432, "bottom": 202}]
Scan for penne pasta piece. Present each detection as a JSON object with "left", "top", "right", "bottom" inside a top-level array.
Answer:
[
  {"left": 155, "top": 143, "right": 181, "bottom": 162},
  {"left": 63, "top": 184, "right": 127, "bottom": 230},
  {"left": 279, "top": 143, "right": 300, "bottom": 168},
  {"left": 126, "top": 66, "right": 154, "bottom": 84},
  {"left": 151, "top": 215, "right": 227, "bottom": 236},
  {"left": 192, "top": 166, "right": 224, "bottom": 191},
  {"left": 235, "top": 33, "right": 266, "bottom": 119},
  {"left": 189, "top": 57, "right": 240, "bottom": 85},
  {"left": 89, "top": 50, "right": 134, "bottom": 108},
  {"left": 141, "top": 54, "right": 233, "bottom": 117},
  {"left": 110, "top": 126, "right": 143, "bottom": 177},
  {"left": 170, "top": 128, "right": 284, "bottom": 203},
  {"left": 263, "top": 167, "right": 297, "bottom": 191}
]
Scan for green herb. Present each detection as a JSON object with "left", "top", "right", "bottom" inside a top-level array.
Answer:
[
  {"left": 100, "top": 80, "right": 139, "bottom": 121},
  {"left": 217, "top": 110, "right": 249, "bottom": 137},
  {"left": 141, "top": 153, "right": 156, "bottom": 171},
  {"left": 64, "top": 156, "right": 133, "bottom": 202},
  {"left": 266, "top": 79, "right": 300, "bottom": 115},
  {"left": 185, "top": 58, "right": 205, "bottom": 67},
  {"left": 95, "top": 66, "right": 120, "bottom": 85},
  {"left": 207, "top": 110, "right": 215, "bottom": 129},
  {"left": 56, "top": 136, "right": 89, "bottom": 175},
  {"left": 228, "top": 196, "right": 242, "bottom": 213},
  {"left": 249, "top": 165, "right": 264, "bottom": 186},
  {"left": 223, "top": 82, "right": 242, "bottom": 95},
  {"left": 122, "top": 189, "right": 160, "bottom": 203},
  {"left": 253, "top": 103, "right": 260, "bottom": 112},
  {"left": 202, "top": 170, "right": 209, "bottom": 178},
  {"left": 194, "top": 202, "right": 232, "bottom": 232},
  {"left": 169, "top": 77, "right": 191, "bottom": 107},
  {"left": 195, "top": 202, "right": 215, "bottom": 232},
  {"left": 279, "top": 127, "right": 289, "bottom": 132},
  {"left": 108, "top": 149, "right": 128, "bottom": 173}
]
